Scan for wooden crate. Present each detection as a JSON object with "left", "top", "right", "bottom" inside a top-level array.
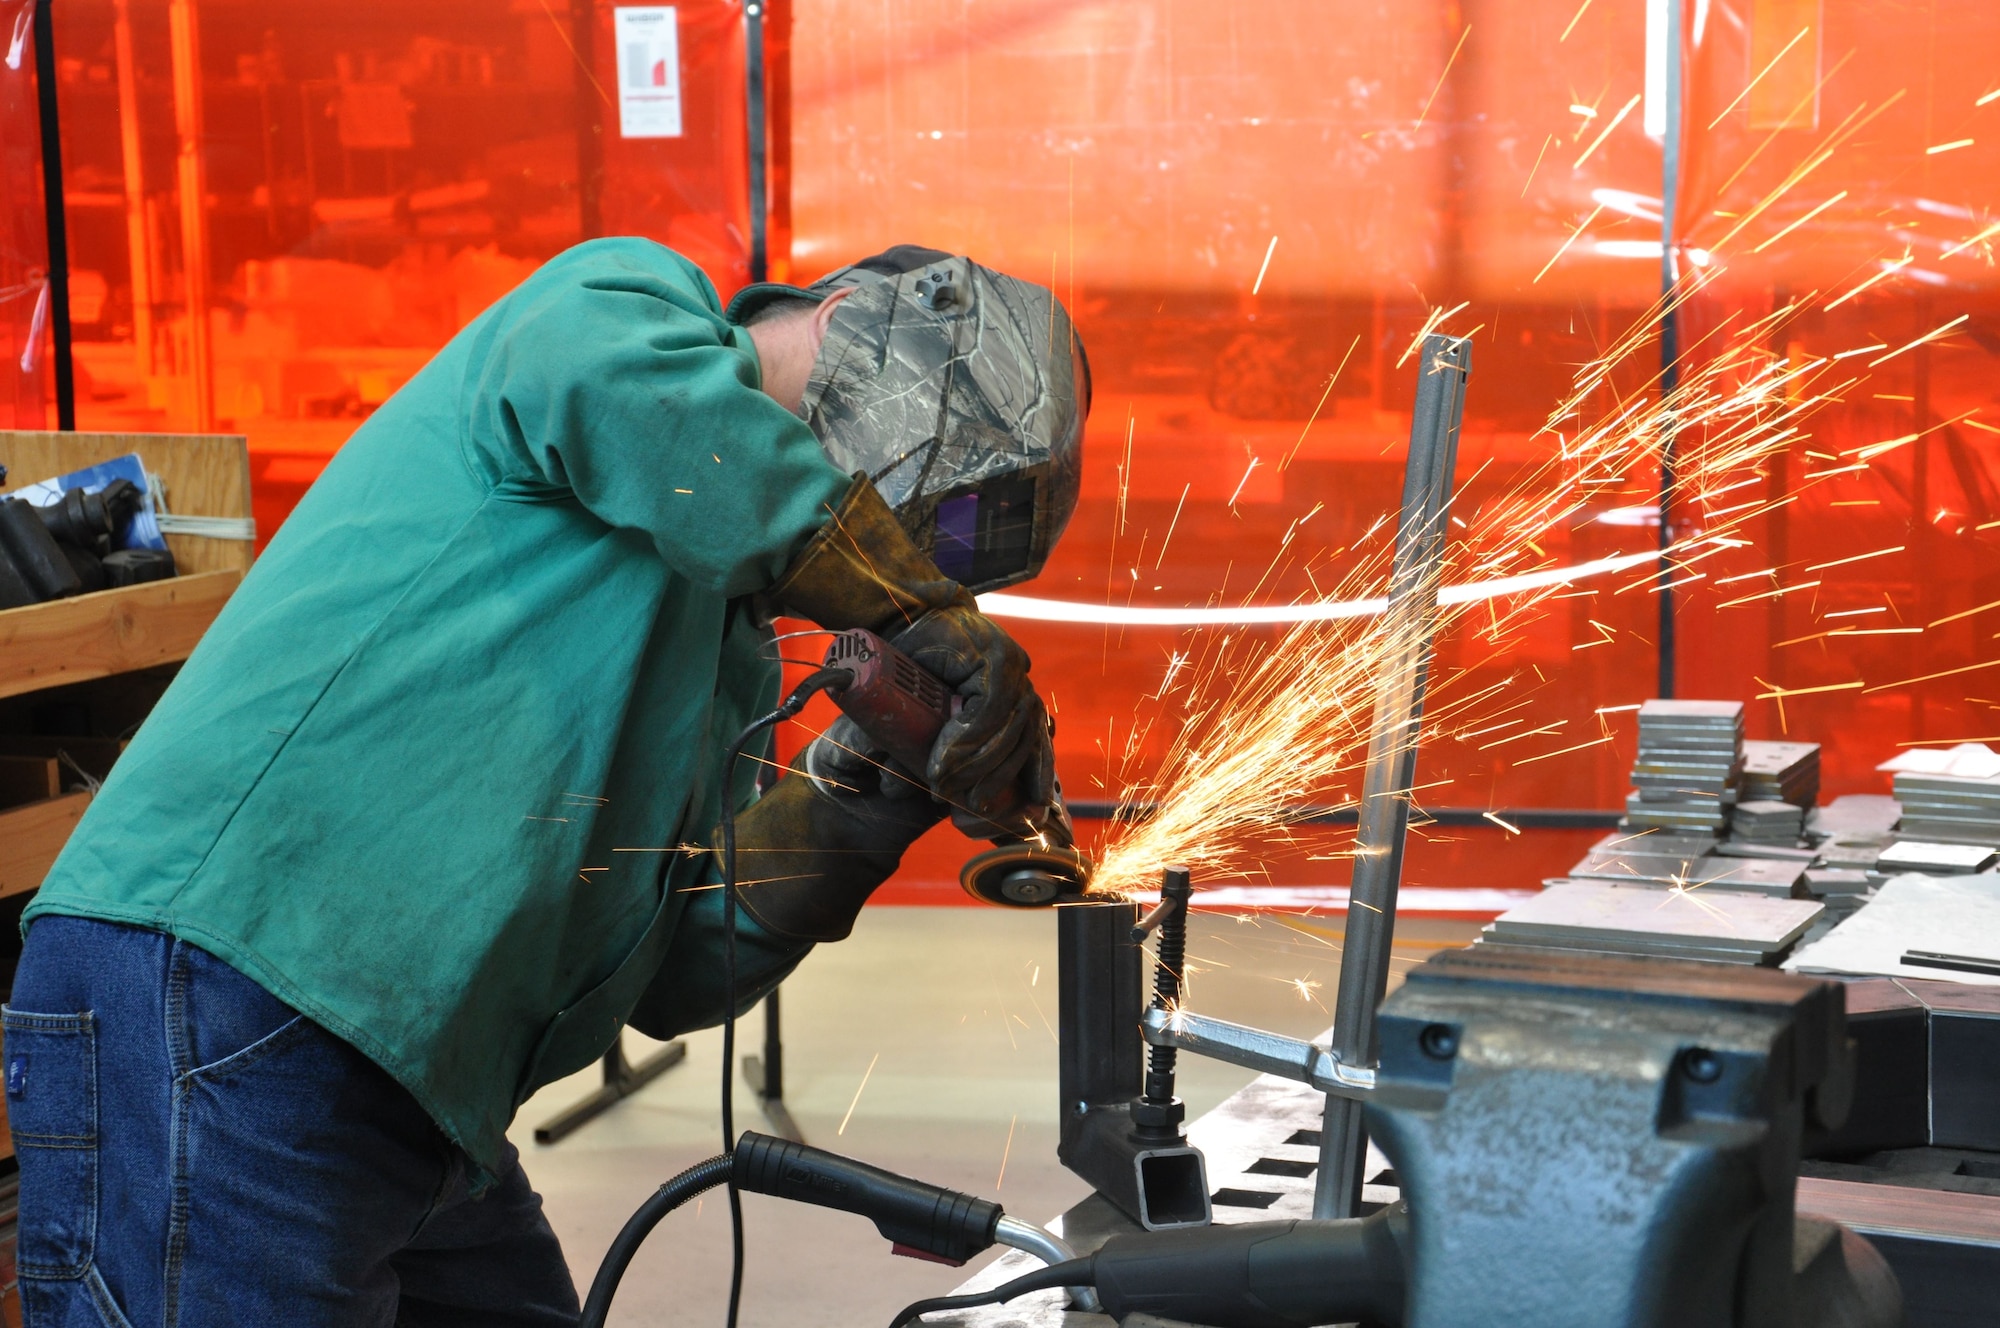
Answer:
[
  {"left": 0, "top": 571, "right": 241, "bottom": 701},
  {"left": 0, "top": 430, "right": 253, "bottom": 577},
  {"left": 0, "top": 793, "right": 90, "bottom": 899},
  {"left": 0, "top": 756, "right": 57, "bottom": 810},
  {"left": 0, "top": 735, "right": 123, "bottom": 783},
  {"left": 0, "top": 431, "right": 253, "bottom": 700}
]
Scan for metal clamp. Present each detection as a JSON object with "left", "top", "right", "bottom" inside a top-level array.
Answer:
[{"left": 1139, "top": 1007, "right": 1374, "bottom": 1100}]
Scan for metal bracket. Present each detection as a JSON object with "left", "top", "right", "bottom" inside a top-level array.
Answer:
[{"left": 1139, "top": 1007, "right": 1374, "bottom": 1099}]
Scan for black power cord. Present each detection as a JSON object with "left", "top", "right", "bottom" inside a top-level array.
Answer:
[
  {"left": 718, "top": 666, "right": 852, "bottom": 1328},
  {"left": 886, "top": 1258, "right": 1094, "bottom": 1328}
]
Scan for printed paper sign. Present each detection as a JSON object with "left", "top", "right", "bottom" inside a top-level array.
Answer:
[{"left": 614, "top": 7, "right": 683, "bottom": 139}]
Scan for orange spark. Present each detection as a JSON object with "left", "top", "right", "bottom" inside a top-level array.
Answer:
[
  {"left": 1416, "top": 25, "right": 1472, "bottom": 129},
  {"left": 1573, "top": 94, "right": 1640, "bottom": 170}
]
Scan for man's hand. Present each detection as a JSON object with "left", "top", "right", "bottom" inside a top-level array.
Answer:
[
  {"left": 768, "top": 474, "right": 1067, "bottom": 842},
  {"left": 725, "top": 717, "right": 945, "bottom": 944},
  {"left": 888, "top": 606, "right": 1061, "bottom": 842}
]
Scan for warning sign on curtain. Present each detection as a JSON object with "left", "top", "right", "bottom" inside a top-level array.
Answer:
[{"left": 614, "top": 7, "right": 683, "bottom": 139}]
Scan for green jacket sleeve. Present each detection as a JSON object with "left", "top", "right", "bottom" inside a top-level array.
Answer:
[{"left": 462, "top": 239, "right": 850, "bottom": 597}]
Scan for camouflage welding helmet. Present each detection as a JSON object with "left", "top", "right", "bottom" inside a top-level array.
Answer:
[{"left": 738, "top": 247, "right": 1088, "bottom": 593}]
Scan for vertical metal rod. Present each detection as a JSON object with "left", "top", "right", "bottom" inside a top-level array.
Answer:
[
  {"left": 1315, "top": 333, "right": 1471, "bottom": 1219},
  {"left": 1910, "top": 292, "right": 1932, "bottom": 738},
  {"left": 744, "top": 0, "right": 769, "bottom": 284},
  {"left": 1655, "top": 0, "right": 1685, "bottom": 699},
  {"left": 31, "top": 0, "right": 74, "bottom": 428},
  {"left": 570, "top": 0, "right": 602, "bottom": 241},
  {"left": 167, "top": 0, "right": 213, "bottom": 430},
  {"left": 110, "top": 0, "right": 154, "bottom": 379}
]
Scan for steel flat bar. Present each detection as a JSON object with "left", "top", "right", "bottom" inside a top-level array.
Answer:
[{"left": 1139, "top": 1007, "right": 1374, "bottom": 1099}]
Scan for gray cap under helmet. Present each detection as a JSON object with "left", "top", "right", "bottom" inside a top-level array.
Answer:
[{"left": 727, "top": 246, "right": 1088, "bottom": 595}]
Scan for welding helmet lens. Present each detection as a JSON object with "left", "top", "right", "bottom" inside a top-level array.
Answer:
[
  {"left": 930, "top": 474, "right": 1039, "bottom": 589},
  {"left": 797, "top": 251, "right": 1086, "bottom": 594}
]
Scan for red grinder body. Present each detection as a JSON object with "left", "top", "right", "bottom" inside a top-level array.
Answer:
[
  {"left": 821, "top": 628, "right": 953, "bottom": 777},
  {"left": 819, "top": 628, "right": 1090, "bottom": 902}
]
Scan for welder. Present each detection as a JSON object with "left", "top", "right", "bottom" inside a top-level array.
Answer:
[{"left": 1, "top": 241, "right": 1087, "bottom": 1324}]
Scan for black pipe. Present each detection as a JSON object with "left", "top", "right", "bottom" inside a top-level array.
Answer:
[
  {"left": 1655, "top": 0, "right": 1685, "bottom": 699},
  {"left": 31, "top": 0, "right": 75, "bottom": 429},
  {"left": 744, "top": 0, "right": 768, "bottom": 282},
  {"left": 569, "top": 0, "right": 602, "bottom": 241}
]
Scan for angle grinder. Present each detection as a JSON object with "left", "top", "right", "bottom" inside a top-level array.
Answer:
[{"left": 820, "top": 628, "right": 1093, "bottom": 907}]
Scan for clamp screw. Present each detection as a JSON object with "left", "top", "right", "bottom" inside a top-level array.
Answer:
[{"left": 1419, "top": 1024, "right": 1459, "bottom": 1060}]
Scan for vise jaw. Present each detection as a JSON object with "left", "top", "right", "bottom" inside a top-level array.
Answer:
[{"left": 1367, "top": 944, "right": 1896, "bottom": 1328}]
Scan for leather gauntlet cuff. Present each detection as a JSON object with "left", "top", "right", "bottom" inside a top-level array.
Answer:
[
  {"left": 719, "top": 756, "right": 944, "bottom": 944},
  {"left": 766, "top": 473, "right": 973, "bottom": 632}
]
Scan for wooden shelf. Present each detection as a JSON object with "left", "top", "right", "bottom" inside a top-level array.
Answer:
[{"left": 0, "top": 570, "right": 242, "bottom": 702}]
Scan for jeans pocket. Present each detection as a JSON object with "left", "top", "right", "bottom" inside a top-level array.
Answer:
[
  {"left": 1, "top": 1008, "right": 99, "bottom": 1281},
  {"left": 19, "top": 1268, "right": 136, "bottom": 1328}
]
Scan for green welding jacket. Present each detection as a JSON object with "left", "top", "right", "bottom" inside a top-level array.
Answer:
[{"left": 25, "top": 238, "right": 851, "bottom": 1178}]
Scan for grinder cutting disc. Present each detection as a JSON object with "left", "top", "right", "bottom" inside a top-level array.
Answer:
[{"left": 960, "top": 843, "right": 1094, "bottom": 907}]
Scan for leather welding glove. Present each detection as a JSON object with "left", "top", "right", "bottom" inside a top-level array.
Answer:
[
  {"left": 725, "top": 716, "right": 946, "bottom": 943},
  {"left": 768, "top": 473, "right": 1063, "bottom": 842}
]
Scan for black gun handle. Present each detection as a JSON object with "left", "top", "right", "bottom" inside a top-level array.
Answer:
[
  {"left": 732, "top": 1131, "right": 1003, "bottom": 1265},
  {"left": 1092, "top": 1207, "right": 1407, "bottom": 1328}
]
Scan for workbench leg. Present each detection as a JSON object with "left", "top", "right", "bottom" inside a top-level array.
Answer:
[
  {"left": 741, "top": 987, "right": 804, "bottom": 1143},
  {"left": 533, "top": 1033, "right": 687, "bottom": 1145}
]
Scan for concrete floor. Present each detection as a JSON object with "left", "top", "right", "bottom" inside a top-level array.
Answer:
[{"left": 508, "top": 907, "right": 1478, "bottom": 1328}]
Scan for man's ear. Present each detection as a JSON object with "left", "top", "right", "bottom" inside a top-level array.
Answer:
[{"left": 809, "top": 286, "right": 856, "bottom": 348}]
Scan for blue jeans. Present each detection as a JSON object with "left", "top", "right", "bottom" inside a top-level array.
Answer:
[{"left": 4, "top": 916, "right": 581, "bottom": 1327}]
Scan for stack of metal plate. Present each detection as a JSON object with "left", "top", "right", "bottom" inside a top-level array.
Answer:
[
  {"left": 1623, "top": 700, "right": 1745, "bottom": 834},
  {"left": 1742, "top": 740, "right": 1820, "bottom": 807},
  {"left": 1875, "top": 840, "right": 2000, "bottom": 875},
  {"left": 1480, "top": 880, "right": 1823, "bottom": 966},
  {"left": 1803, "top": 866, "right": 1874, "bottom": 897},
  {"left": 1807, "top": 794, "right": 1903, "bottom": 847},
  {"left": 1891, "top": 772, "right": 2000, "bottom": 847},
  {"left": 1801, "top": 867, "right": 1875, "bottom": 925},
  {"left": 1733, "top": 798, "right": 1806, "bottom": 846},
  {"left": 1566, "top": 841, "right": 1805, "bottom": 897},
  {"left": 1685, "top": 855, "right": 1808, "bottom": 897},
  {"left": 1567, "top": 831, "right": 1710, "bottom": 886},
  {"left": 1816, "top": 842, "right": 1884, "bottom": 873}
]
